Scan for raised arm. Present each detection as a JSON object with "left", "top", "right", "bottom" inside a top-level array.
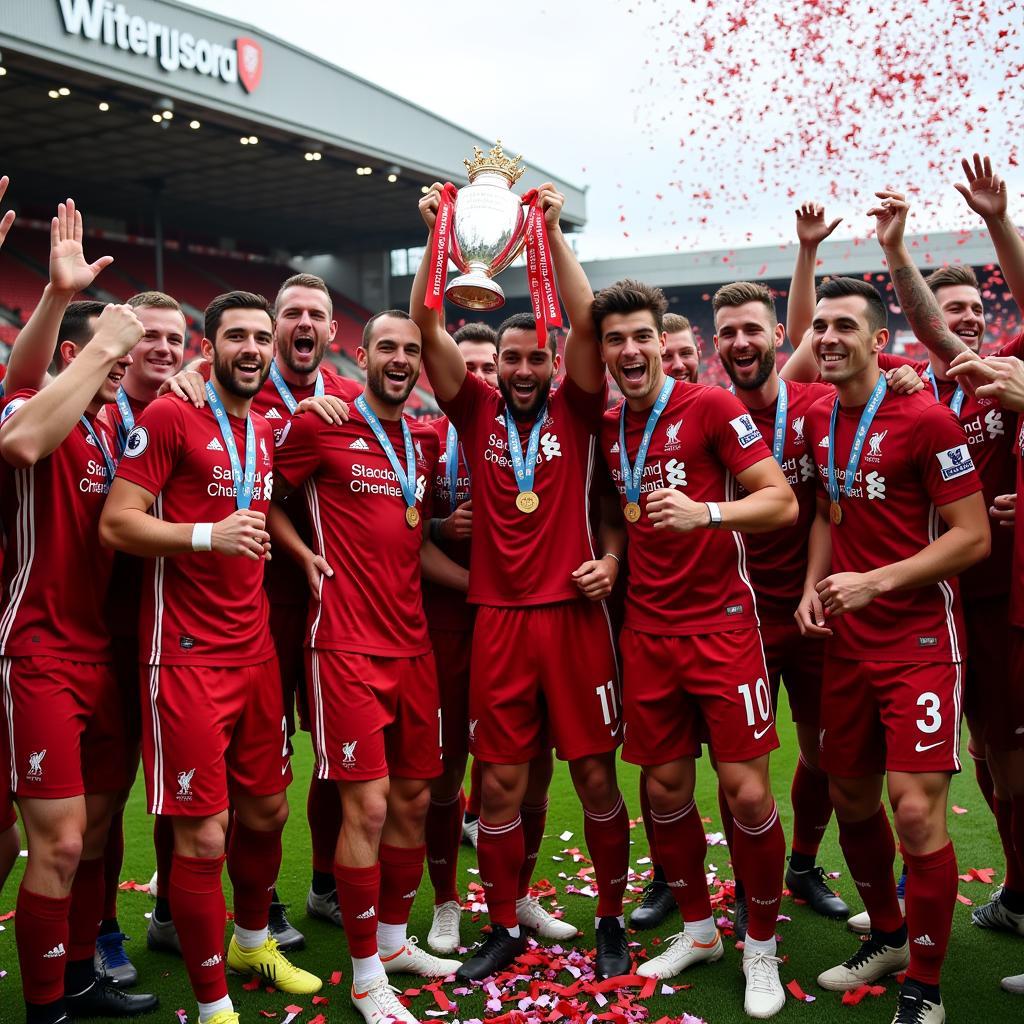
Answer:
[
  {"left": 6, "top": 198, "right": 114, "bottom": 393},
  {"left": 0, "top": 303, "right": 141, "bottom": 468},
  {"left": 408, "top": 184, "right": 467, "bottom": 402},
  {"left": 954, "top": 153, "right": 1024, "bottom": 315},
  {"left": 870, "top": 190, "right": 968, "bottom": 369},
  {"left": 786, "top": 202, "right": 842, "bottom": 348}
]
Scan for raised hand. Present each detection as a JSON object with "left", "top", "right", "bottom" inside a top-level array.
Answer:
[
  {"left": 0, "top": 176, "right": 15, "bottom": 250},
  {"left": 93, "top": 303, "right": 144, "bottom": 357},
  {"left": 419, "top": 183, "right": 443, "bottom": 231},
  {"left": 867, "top": 190, "right": 909, "bottom": 251},
  {"left": 954, "top": 153, "right": 1007, "bottom": 221},
  {"left": 49, "top": 198, "right": 113, "bottom": 295},
  {"left": 795, "top": 201, "right": 842, "bottom": 247},
  {"left": 537, "top": 182, "right": 565, "bottom": 232}
]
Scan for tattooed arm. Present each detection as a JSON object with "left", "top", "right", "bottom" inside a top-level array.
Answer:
[{"left": 869, "top": 189, "right": 968, "bottom": 370}]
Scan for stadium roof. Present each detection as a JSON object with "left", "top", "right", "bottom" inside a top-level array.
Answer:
[{"left": 0, "top": 0, "right": 586, "bottom": 255}]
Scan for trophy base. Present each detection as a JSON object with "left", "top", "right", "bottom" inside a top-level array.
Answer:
[{"left": 446, "top": 273, "right": 506, "bottom": 311}]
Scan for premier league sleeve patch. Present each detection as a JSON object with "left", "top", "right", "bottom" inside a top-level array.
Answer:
[
  {"left": 728, "top": 413, "right": 763, "bottom": 449},
  {"left": 123, "top": 426, "right": 150, "bottom": 458},
  {"left": 935, "top": 444, "right": 974, "bottom": 481},
  {"left": 0, "top": 398, "right": 26, "bottom": 424}
]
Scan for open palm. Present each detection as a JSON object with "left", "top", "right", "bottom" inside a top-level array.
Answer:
[
  {"left": 954, "top": 153, "right": 1007, "bottom": 220},
  {"left": 49, "top": 197, "right": 113, "bottom": 294}
]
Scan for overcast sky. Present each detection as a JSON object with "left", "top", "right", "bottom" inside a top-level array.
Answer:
[{"left": 194, "top": 0, "right": 1023, "bottom": 261}]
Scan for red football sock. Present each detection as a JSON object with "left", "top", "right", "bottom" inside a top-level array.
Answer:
[
  {"left": 903, "top": 842, "right": 957, "bottom": 986},
  {"left": 517, "top": 800, "right": 547, "bottom": 898},
  {"left": 466, "top": 760, "right": 482, "bottom": 818},
  {"left": 227, "top": 821, "right": 282, "bottom": 932},
  {"left": 790, "top": 755, "right": 833, "bottom": 858},
  {"left": 477, "top": 816, "right": 524, "bottom": 928},
  {"left": 308, "top": 778, "right": 343, "bottom": 876},
  {"left": 335, "top": 861, "right": 380, "bottom": 957},
  {"left": 650, "top": 800, "right": 712, "bottom": 922},
  {"left": 68, "top": 856, "right": 105, "bottom": 960},
  {"left": 154, "top": 815, "right": 175, "bottom": 901},
  {"left": 731, "top": 802, "right": 785, "bottom": 942},
  {"left": 426, "top": 794, "right": 464, "bottom": 906},
  {"left": 379, "top": 843, "right": 425, "bottom": 926},
  {"left": 584, "top": 794, "right": 630, "bottom": 918},
  {"left": 170, "top": 853, "right": 228, "bottom": 1003},
  {"left": 972, "top": 751, "right": 996, "bottom": 813},
  {"left": 994, "top": 799, "right": 1024, "bottom": 892},
  {"left": 1010, "top": 795, "right": 1024, "bottom": 891},
  {"left": 16, "top": 886, "right": 71, "bottom": 1004},
  {"left": 102, "top": 811, "right": 124, "bottom": 921},
  {"left": 639, "top": 773, "right": 660, "bottom": 865},
  {"left": 837, "top": 805, "right": 903, "bottom": 933}
]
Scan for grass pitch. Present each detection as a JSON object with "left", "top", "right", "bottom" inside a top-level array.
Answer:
[{"left": 0, "top": 692, "right": 1020, "bottom": 1022}]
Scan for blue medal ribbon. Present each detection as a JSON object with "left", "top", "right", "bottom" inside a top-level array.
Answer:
[
  {"left": 204, "top": 382, "right": 256, "bottom": 510},
  {"left": 770, "top": 378, "right": 789, "bottom": 466},
  {"left": 269, "top": 362, "right": 324, "bottom": 415},
  {"left": 927, "top": 369, "right": 965, "bottom": 417},
  {"left": 445, "top": 422, "right": 468, "bottom": 514},
  {"left": 505, "top": 404, "right": 546, "bottom": 496},
  {"left": 355, "top": 395, "right": 417, "bottom": 510},
  {"left": 79, "top": 414, "right": 117, "bottom": 482},
  {"left": 619, "top": 376, "right": 675, "bottom": 506},
  {"left": 115, "top": 386, "right": 135, "bottom": 434},
  {"left": 827, "top": 373, "right": 887, "bottom": 506}
]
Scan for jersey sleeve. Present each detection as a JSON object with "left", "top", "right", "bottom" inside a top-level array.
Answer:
[
  {"left": 557, "top": 375, "right": 609, "bottom": 432},
  {"left": 0, "top": 388, "right": 38, "bottom": 426},
  {"left": 878, "top": 352, "right": 927, "bottom": 373},
  {"left": 995, "top": 331, "right": 1024, "bottom": 359},
  {"left": 438, "top": 369, "right": 488, "bottom": 436},
  {"left": 703, "top": 387, "right": 774, "bottom": 477},
  {"left": 114, "top": 395, "right": 186, "bottom": 498},
  {"left": 272, "top": 411, "right": 323, "bottom": 492},
  {"left": 913, "top": 402, "right": 983, "bottom": 506}
]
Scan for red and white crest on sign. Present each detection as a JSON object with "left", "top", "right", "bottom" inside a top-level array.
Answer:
[{"left": 236, "top": 37, "right": 263, "bottom": 93}]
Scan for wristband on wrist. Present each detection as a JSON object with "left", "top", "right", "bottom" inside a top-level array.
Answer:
[
  {"left": 603, "top": 552, "right": 621, "bottom": 564},
  {"left": 705, "top": 501, "right": 723, "bottom": 528},
  {"left": 192, "top": 522, "right": 213, "bottom": 551}
]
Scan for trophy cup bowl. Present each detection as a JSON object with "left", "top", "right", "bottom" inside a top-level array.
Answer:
[{"left": 445, "top": 143, "right": 528, "bottom": 311}]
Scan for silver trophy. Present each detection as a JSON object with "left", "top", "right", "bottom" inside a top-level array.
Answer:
[{"left": 445, "top": 142, "right": 528, "bottom": 310}]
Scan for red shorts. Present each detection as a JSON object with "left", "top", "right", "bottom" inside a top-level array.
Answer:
[
  {"left": 621, "top": 627, "right": 777, "bottom": 766},
  {"left": 269, "top": 601, "right": 309, "bottom": 735},
  {"left": 759, "top": 613, "right": 824, "bottom": 725},
  {"left": 964, "top": 600, "right": 1024, "bottom": 751},
  {"left": 2, "top": 655, "right": 131, "bottom": 799},
  {"left": 430, "top": 628, "right": 471, "bottom": 767},
  {"left": 142, "top": 658, "right": 291, "bottom": 816},
  {"left": 307, "top": 649, "right": 441, "bottom": 782},
  {"left": 820, "top": 655, "right": 962, "bottom": 776},
  {"left": 469, "top": 601, "right": 620, "bottom": 764}
]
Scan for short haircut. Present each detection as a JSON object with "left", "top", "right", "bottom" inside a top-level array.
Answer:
[
  {"left": 453, "top": 321, "right": 498, "bottom": 347},
  {"left": 712, "top": 281, "right": 777, "bottom": 326},
  {"left": 496, "top": 312, "right": 557, "bottom": 357},
  {"left": 816, "top": 276, "right": 887, "bottom": 333},
  {"left": 204, "top": 291, "right": 273, "bottom": 342},
  {"left": 127, "top": 290, "right": 184, "bottom": 315},
  {"left": 663, "top": 312, "right": 692, "bottom": 335},
  {"left": 362, "top": 308, "right": 413, "bottom": 348},
  {"left": 925, "top": 264, "right": 980, "bottom": 295},
  {"left": 591, "top": 278, "right": 667, "bottom": 337},
  {"left": 53, "top": 300, "right": 105, "bottom": 372},
  {"left": 274, "top": 273, "right": 333, "bottom": 316}
]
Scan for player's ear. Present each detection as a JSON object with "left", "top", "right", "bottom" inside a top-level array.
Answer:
[
  {"left": 773, "top": 322, "right": 785, "bottom": 350},
  {"left": 200, "top": 336, "right": 215, "bottom": 363},
  {"left": 356, "top": 345, "right": 369, "bottom": 371},
  {"left": 873, "top": 328, "right": 890, "bottom": 353},
  {"left": 57, "top": 339, "right": 78, "bottom": 369}
]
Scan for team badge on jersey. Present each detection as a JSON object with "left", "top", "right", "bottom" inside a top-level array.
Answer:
[
  {"left": 728, "top": 414, "right": 762, "bottom": 449},
  {"left": 123, "top": 426, "right": 149, "bottom": 458},
  {"left": 935, "top": 444, "right": 975, "bottom": 481},
  {"left": 0, "top": 397, "right": 26, "bottom": 424}
]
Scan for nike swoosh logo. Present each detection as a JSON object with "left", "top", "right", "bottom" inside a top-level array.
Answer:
[
  {"left": 754, "top": 725, "right": 773, "bottom": 740},
  {"left": 610, "top": 723, "right": 622, "bottom": 738},
  {"left": 915, "top": 740, "right": 946, "bottom": 753}
]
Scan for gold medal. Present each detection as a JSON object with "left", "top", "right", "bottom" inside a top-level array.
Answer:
[
  {"left": 405, "top": 506, "right": 420, "bottom": 529},
  {"left": 624, "top": 501, "right": 642, "bottom": 523},
  {"left": 829, "top": 500, "right": 843, "bottom": 526},
  {"left": 516, "top": 490, "right": 540, "bottom": 514}
]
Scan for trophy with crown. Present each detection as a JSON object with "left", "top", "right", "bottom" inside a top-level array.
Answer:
[{"left": 443, "top": 142, "right": 529, "bottom": 310}]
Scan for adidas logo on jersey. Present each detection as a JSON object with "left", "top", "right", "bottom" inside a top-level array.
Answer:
[
  {"left": 913, "top": 934, "right": 936, "bottom": 947},
  {"left": 402, "top": 889, "right": 418, "bottom": 900},
  {"left": 201, "top": 953, "right": 223, "bottom": 967},
  {"left": 43, "top": 942, "right": 66, "bottom": 959},
  {"left": 349, "top": 437, "right": 370, "bottom": 450},
  {"left": 609, "top": 441, "right": 620, "bottom": 453},
  {"left": 265, "top": 408, "right": 282, "bottom": 420},
  {"left": 356, "top": 905, "right": 376, "bottom": 920},
  {"left": 818, "top": 435, "right": 830, "bottom": 448},
  {"left": 207, "top": 438, "right": 224, "bottom": 451}
]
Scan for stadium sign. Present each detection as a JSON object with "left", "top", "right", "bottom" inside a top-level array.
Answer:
[{"left": 57, "top": 0, "right": 263, "bottom": 92}]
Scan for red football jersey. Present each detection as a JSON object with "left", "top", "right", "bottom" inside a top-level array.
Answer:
[
  {"left": 114, "top": 394, "right": 276, "bottom": 667},
  {"left": 250, "top": 367, "right": 361, "bottom": 609},
  {"left": 804, "top": 388, "right": 981, "bottom": 662},
  {"left": 422, "top": 415, "right": 473, "bottom": 632},
  {"left": 741, "top": 380, "right": 834, "bottom": 616},
  {"left": 601, "top": 383, "right": 772, "bottom": 635},
  {"left": 0, "top": 391, "right": 117, "bottom": 661},
  {"left": 440, "top": 372, "right": 606, "bottom": 608},
  {"left": 879, "top": 352, "right": 1014, "bottom": 601},
  {"left": 272, "top": 406, "right": 439, "bottom": 657}
]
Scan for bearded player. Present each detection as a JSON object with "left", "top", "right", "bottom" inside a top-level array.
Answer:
[
  {"left": 100, "top": 291, "right": 321, "bottom": 1024},
  {"left": 796, "top": 243, "right": 990, "bottom": 1022},
  {"left": 411, "top": 183, "right": 631, "bottom": 981},
  {"left": 270, "top": 310, "right": 464, "bottom": 1024}
]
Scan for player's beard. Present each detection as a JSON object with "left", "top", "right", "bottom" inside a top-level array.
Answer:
[
  {"left": 499, "top": 373, "right": 553, "bottom": 423},
  {"left": 723, "top": 347, "right": 776, "bottom": 391},
  {"left": 280, "top": 330, "right": 327, "bottom": 376},
  {"left": 213, "top": 351, "right": 272, "bottom": 399},
  {"left": 367, "top": 361, "right": 415, "bottom": 407}
]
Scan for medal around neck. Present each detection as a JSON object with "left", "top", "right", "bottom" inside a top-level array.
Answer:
[
  {"left": 505, "top": 404, "right": 547, "bottom": 516},
  {"left": 355, "top": 395, "right": 420, "bottom": 530},
  {"left": 826, "top": 374, "right": 886, "bottom": 530},
  {"left": 619, "top": 376, "right": 675, "bottom": 525}
]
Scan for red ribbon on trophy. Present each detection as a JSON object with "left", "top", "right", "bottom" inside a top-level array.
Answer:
[
  {"left": 425, "top": 182, "right": 458, "bottom": 312},
  {"left": 521, "top": 188, "right": 564, "bottom": 347}
]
